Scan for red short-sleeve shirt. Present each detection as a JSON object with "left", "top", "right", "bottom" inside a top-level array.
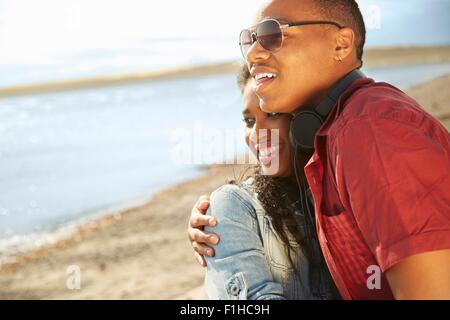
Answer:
[{"left": 304, "top": 78, "right": 450, "bottom": 299}]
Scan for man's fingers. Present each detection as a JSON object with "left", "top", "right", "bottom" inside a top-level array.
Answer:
[
  {"left": 190, "top": 213, "right": 217, "bottom": 228},
  {"left": 201, "top": 231, "right": 219, "bottom": 245},
  {"left": 195, "top": 252, "right": 207, "bottom": 267},
  {"left": 197, "top": 200, "right": 210, "bottom": 211},
  {"left": 188, "top": 228, "right": 219, "bottom": 245},
  {"left": 192, "top": 241, "right": 215, "bottom": 257},
  {"left": 196, "top": 195, "right": 210, "bottom": 212}
]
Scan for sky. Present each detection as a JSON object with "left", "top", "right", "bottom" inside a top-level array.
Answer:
[
  {"left": 0, "top": 0, "right": 262, "bottom": 65},
  {"left": 0, "top": 0, "right": 448, "bottom": 82}
]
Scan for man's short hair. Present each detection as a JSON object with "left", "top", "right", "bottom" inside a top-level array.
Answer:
[{"left": 313, "top": 0, "right": 366, "bottom": 63}]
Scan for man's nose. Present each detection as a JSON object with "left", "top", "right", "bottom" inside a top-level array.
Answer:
[{"left": 245, "top": 38, "right": 271, "bottom": 65}]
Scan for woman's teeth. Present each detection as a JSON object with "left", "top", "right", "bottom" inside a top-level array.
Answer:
[
  {"left": 258, "top": 145, "right": 280, "bottom": 164},
  {"left": 259, "top": 149, "right": 272, "bottom": 157}
]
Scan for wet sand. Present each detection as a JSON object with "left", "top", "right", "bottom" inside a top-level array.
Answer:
[{"left": 0, "top": 72, "right": 449, "bottom": 300}]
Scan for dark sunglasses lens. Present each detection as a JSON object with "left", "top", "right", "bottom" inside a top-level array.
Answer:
[
  {"left": 239, "top": 30, "right": 253, "bottom": 57},
  {"left": 257, "top": 20, "right": 282, "bottom": 51}
]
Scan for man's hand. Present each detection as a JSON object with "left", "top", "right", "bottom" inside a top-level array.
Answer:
[{"left": 187, "top": 195, "right": 220, "bottom": 267}]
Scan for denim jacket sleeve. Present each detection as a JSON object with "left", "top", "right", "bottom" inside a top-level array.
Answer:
[{"left": 204, "top": 184, "right": 286, "bottom": 300}]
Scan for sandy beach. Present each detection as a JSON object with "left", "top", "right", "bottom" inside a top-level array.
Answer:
[{"left": 0, "top": 55, "right": 449, "bottom": 299}]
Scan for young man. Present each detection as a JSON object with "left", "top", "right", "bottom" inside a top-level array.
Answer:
[{"left": 188, "top": 0, "right": 450, "bottom": 299}]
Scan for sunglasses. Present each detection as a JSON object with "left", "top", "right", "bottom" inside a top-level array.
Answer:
[{"left": 239, "top": 19, "right": 343, "bottom": 58}]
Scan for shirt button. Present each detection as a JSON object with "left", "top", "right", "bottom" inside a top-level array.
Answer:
[{"left": 230, "top": 283, "right": 240, "bottom": 296}]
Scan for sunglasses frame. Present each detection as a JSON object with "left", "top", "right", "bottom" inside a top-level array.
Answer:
[{"left": 239, "top": 18, "right": 344, "bottom": 57}]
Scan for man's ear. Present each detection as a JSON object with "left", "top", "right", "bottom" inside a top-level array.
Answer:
[{"left": 334, "top": 27, "right": 356, "bottom": 62}]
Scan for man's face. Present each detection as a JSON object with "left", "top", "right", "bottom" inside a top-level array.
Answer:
[{"left": 246, "top": 0, "right": 340, "bottom": 114}]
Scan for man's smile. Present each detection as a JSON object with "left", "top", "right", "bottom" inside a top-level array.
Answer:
[{"left": 251, "top": 67, "right": 279, "bottom": 95}]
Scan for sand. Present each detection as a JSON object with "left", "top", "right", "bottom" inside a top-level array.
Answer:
[
  {"left": 0, "top": 66, "right": 449, "bottom": 300},
  {"left": 362, "top": 46, "right": 450, "bottom": 68}
]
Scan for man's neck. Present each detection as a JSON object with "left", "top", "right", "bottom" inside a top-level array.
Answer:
[{"left": 300, "top": 65, "right": 360, "bottom": 113}]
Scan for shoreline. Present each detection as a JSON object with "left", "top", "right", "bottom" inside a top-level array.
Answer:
[
  {"left": 1, "top": 45, "right": 449, "bottom": 98},
  {"left": 0, "top": 163, "right": 246, "bottom": 299},
  {"left": 0, "top": 195, "right": 158, "bottom": 269},
  {"left": 0, "top": 75, "right": 449, "bottom": 299}
]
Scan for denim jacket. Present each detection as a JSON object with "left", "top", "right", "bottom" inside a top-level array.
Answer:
[{"left": 204, "top": 182, "right": 339, "bottom": 300}]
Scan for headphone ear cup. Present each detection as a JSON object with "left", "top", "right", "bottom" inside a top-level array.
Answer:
[{"left": 289, "top": 111, "right": 324, "bottom": 153}]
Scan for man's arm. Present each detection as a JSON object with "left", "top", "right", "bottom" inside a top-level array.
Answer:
[
  {"left": 386, "top": 249, "right": 450, "bottom": 300},
  {"left": 335, "top": 111, "right": 450, "bottom": 299}
]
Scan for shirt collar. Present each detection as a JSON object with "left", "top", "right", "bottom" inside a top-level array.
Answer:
[{"left": 316, "top": 78, "right": 374, "bottom": 137}]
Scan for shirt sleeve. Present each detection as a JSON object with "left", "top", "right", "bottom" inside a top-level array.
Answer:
[
  {"left": 204, "top": 184, "right": 286, "bottom": 300},
  {"left": 334, "top": 114, "right": 450, "bottom": 271}
]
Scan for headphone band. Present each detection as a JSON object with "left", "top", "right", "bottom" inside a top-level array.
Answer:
[
  {"left": 315, "top": 69, "right": 366, "bottom": 118},
  {"left": 289, "top": 69, "right": 366, "bottom": 153}
]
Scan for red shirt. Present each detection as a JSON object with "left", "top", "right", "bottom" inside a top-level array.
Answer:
[{"left": 304, "top": 78, "right": 450, "bottom": 299}]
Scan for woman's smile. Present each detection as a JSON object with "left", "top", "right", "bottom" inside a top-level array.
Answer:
[{"left": 256, "top": 143, "right": 283, "bottom": 167}]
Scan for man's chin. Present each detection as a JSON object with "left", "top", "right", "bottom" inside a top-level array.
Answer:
[
  {"left": 259, "top": 97, "right": 293, "bottom": 114},
  {"left": 259, "top": 96, "right": 276, "bottom": 113}
]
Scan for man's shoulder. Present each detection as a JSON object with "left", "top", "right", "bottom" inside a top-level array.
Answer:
[
  {"left": 328, "top": 80, "right": 450, "bottom": 151},
  {"left": 342, "top": 81, "right": 427, "bottom": 122},
  {"left": 331, "top": 81, "right": 433, "bottom": 136}
]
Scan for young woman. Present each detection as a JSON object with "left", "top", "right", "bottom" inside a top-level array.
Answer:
[{"left": 203, "top": 65, "right": 339, "bottom": 300}]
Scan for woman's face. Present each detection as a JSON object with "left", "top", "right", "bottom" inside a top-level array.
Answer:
[{"left": 242, "top": 81, "right": 294, "bottom": 177}]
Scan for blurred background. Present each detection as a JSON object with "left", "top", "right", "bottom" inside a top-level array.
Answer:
[{"left": 0, "top": 0, "right": 449, "bottom": 299}]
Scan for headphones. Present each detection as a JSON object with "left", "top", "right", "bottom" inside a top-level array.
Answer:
[
  {"left": 289, "top": 69, "right": 366, "bottom": 155},
  {"left": 288, "top": 69, "right": 366, "bottom": 235}
]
